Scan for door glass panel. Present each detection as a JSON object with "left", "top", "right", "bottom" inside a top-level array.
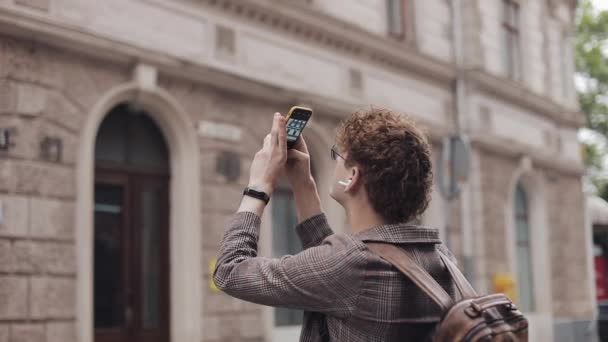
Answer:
[
  {"left": 95, "top": 105, "right": 169, "bottom": 173},
  {"left": 141, "top": 187, "right": 162, "bottom": 329},
  {"left": 94, "top": 183, "right": 125, "bottom": 329}
]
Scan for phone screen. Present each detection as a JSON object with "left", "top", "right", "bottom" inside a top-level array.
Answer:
[
  {"left": 285, "top": 107, "right": 312, "bottom": 148},
  {"left": 287, "top": 117, "right": 306, "bottom": 143}
]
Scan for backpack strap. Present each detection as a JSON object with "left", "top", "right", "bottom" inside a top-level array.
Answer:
[
  {"left": 365, "top": 242, "right": 454, "bottom": 312},
  {"left": 437, "top": 253, "right": 477, "bottom": 299}
]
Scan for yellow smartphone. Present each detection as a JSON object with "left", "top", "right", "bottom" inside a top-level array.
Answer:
[{"left": 284, "top": 106, "right": 313, "bottom": 149}]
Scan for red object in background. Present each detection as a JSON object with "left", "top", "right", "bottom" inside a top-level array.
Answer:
[{"left": 595, "top": 254, "right": 608, "bottom": 301}]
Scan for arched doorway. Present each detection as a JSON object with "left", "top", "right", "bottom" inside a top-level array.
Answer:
[{"left": 93, "top": 104, "right": 170, "bottom": 342}]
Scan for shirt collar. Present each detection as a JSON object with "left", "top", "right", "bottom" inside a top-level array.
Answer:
[{"left": 352, "top": 222, "right": 441, "bottom": 244}]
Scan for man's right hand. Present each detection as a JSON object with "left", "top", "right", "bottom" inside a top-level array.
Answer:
[
  {"left": 285, "top": 134, "right": 315, "bottom": 190},
  {"left": 285, "top": 134, "right": 322, "bottom": 223}
]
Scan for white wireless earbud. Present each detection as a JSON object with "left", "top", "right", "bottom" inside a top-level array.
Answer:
[{"left": 338, "top": 179, "right": 352, "bottom": 187}]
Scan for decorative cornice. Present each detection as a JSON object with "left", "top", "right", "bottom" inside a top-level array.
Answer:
[
  {"left": 465, "top": 69, "right": 585, "bottom": 128},
  {"left": 545, "top": 0, "right": 578, "bottom": 22},
  {"left": 470, "top": 134, "right": 584, "bottom": 176},
  {"left": 183, "top": 0, "right": 456, "bottom": 85},
  {"left": 0, "top": 5, "right": 582, "bottom": 177},
  {"left": 0, "top": 2, "right": 583, "bottom": 132}
]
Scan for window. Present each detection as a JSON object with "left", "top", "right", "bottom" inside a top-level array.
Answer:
[
  {"left": 94, "top": 105, "right": 170, "bottom": 342},
  {"left": 387, "top": 0, "right": 407, "bottom": 39},
  {"left": 502, "top": 0, "right": 521, "bottom": 80},
  {"left": 514, "top": 183, "right": 535, "bottom": 312},
  {"left": 561, "top": 33, "right": 572, "bottom": 99}
]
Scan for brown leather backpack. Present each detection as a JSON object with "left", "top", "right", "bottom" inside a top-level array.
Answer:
[{"left": 366, "top": 243, "right": 528, "bottom": 341}]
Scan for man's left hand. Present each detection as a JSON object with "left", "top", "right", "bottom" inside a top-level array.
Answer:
[{"left": 247, "top": 113, "right": 287, "bottom": 194}]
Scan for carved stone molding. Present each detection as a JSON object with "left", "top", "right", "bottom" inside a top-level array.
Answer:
[
  {"left": 0, "top": 1, "right": 582, "bottom": 132},
  {"left": 545, "top": 0, "right": 577, "bottom": 21},
  {"left": 466, "top": 69, "right": 584, "bottom": 128},
  {"left": 470, "top": 134, "right": 584, "bottom": 176},
  {"left": 184, "top": 0, "right": 456, "bottom": 84}
]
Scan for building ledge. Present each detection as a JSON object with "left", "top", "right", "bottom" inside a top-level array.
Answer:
[{"left": 466, "top": 69, "right": 585, "bottom": 128}]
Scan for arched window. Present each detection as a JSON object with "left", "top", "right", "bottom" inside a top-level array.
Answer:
[
  {"left": 514, "top": 183, "right": 535, "bottom": 312},
  {"left": 94, "top": 104, "right": 170, "bottom": 342}
]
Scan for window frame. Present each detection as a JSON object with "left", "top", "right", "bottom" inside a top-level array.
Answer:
[
  {"left": 502, "top": 0, "right": 522, "bottom": 80},
  {"left": 514, "top": 183, "right": 536, "bottom": 312},
  {"left": 387, "top": 0, "right": 413, "bottom": 42}
]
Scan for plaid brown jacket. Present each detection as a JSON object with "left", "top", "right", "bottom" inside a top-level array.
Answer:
[{"left": 214, "top": 212, "right": 458, "bottom": 342}]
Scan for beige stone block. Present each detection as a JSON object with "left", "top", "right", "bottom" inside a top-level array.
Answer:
[
  {"left": 200, "top": 151, "right": 252, "bottom": 187},
  {"left": 238, "top": 313, "right": 264, "bottom": 339},
  {"left": 0, "top": 276, "right": 28, "bottom": 319},
  {"left": 13, "top": 162, "right": 75, "bottom": 198},
  {"left": 0, "top": 160, "right": 17, "bottom": 194},
  {"left": 0, "top": 323, "right": 8, "bottom": 342},
  {"left": 10, "top": 323, "right": 45, "bottom": 342},
  {"left": 40, "top": 242, "right": 76, "bottom": 275},
  {"left": 46, "top": 321, "right": 76, "bottom": 342},
  {"left": 0, "top": 80, "right": 17, "bottom": 113},
  {"left": 16, "top": 83, "right": 47, "bottom": 117},
  {"left": 240, "top": 301, "right": 262, "bottom": 314},
  {"left": 0, "top": 39, "right": 63, "bottom": 87},
  {"left": 203, "top": 291, "right": 243, "bottom": 314},
  {"left": 43, "top": 93, "right": 85, "bottom": 132},
  {"left": 30, "top": 198, "right": 74, "bottom": 239},
  {"left": 0, "top": 115, "right": 40, "bottom": 160},
  {"left": 0, "top": 240, "right": 14, "bottom": 272},
  {"left": 201, "top": 315, "right": 221, "bottom": 341},
  {"left": 201, "top": 212, "right": 233, "bottom": 248},
  {"left": 59, "top": 58, "right": 128, "bottom": 110},
  {"left": 13, "top": 241, "right": 75, "bottom": 274},
  {"left": 12, "top": 241, "right": 35, "bottom": 273},
  {"left": 0, "top": 194, "right": 28, "bottom": 237},
  {"left": 15, "top": 0, "right": 50, "bottom": 11},
  {"left": 30, "top": 276, "right": 75, "bottom": 319},
  {"left": 201, "top": 183, "right": 243, "bottom": 212}
]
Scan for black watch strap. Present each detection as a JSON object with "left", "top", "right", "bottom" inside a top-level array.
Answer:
[{"left": 243, "top": 187, "right": 270, "bottom": 204}]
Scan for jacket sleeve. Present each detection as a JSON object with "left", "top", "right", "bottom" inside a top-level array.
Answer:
[
  {"left": 213, "top": 211, "right": 365, "bottom": 318},
  {"left": 295, "top": 213, "right": 334, "bottom": 249}
]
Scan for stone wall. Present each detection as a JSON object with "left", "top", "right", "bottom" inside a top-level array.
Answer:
[
  {"left": 0, "top": 34, "right": 127, "bottom": 342},
  {"left": 478, "top": 148, "right": 593, "bottom": 320},
  {"left": 546, "top": 174, "right": 593, "bottom": 318},
  {"left": 473, "top": 0, "right": 576, "bottom": 108},
  {"left": 478, "top": 151, "right": 519, "bottom": 281}
]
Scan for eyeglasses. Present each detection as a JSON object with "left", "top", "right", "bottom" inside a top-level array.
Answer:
[{"left": 330, "top": 145, "right": 344, "bottom": 161}]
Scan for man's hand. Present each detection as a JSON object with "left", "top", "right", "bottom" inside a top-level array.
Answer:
[
  {"left": 285, "top": 134, "right": 322, "bottom": 222},
  {"left": 285, "top": 134, "right": 315, "bottom": 191},
  {"left": 247, "top": 113, "right": 287, "bottom": 194}
]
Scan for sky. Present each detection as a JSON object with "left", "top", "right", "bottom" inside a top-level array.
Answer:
[{"left": 592, "top": 0, "right": 608, "bottom": 11}]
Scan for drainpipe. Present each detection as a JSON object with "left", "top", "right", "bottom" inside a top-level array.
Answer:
[{"left": 450, "top": 0, "right": 475, "bottom": 285}]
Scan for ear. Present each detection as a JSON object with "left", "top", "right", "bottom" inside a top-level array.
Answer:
[{"left": 343, "top": 166, "right": 361, "bottom": 192}]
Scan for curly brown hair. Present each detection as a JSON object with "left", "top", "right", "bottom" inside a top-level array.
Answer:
[{"left": 336, "top": 107, "right": 433, "bottom": 224}]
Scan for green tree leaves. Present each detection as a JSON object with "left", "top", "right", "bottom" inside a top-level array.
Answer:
[{"left": 577, "top": 0, "right": 608, "bottom": 197}]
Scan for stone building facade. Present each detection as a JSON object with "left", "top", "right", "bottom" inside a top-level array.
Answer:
[{"left": 0, "top": 0, "right": 592, "bottom": 341}]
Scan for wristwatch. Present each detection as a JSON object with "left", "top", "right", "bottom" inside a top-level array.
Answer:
[{"left": 243, "top": 187, "right": 270, "bottom": 204}]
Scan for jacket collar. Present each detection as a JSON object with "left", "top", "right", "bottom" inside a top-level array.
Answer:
[{"left": 352, "top": 222, "right": 441, "bottom": 244}]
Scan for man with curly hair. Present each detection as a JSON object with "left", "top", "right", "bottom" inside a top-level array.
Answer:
[{"left": 214, "top": 107, "right": 459, "bottom": 341}]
